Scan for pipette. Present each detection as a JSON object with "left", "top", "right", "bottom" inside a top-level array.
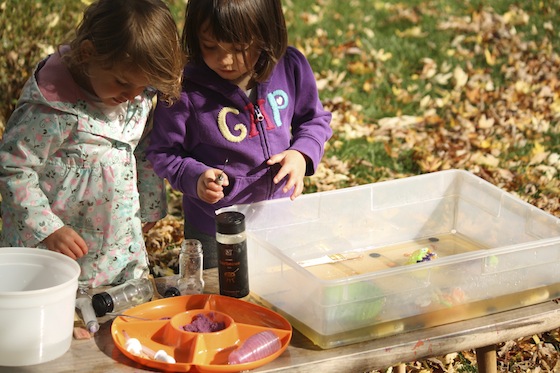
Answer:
[
  {"left": 123, "top": 331, "right": 176, "bottom": 364},
  {"left": 76, "top": 289, "right": 99, "bottom": 334},
  {"left": 216, "top": 158, "right": 229, "bottom": 185}
]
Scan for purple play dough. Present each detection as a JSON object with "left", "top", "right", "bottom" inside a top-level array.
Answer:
[{"left": 182, "top": 312, "right": 225, "bottom": 333}]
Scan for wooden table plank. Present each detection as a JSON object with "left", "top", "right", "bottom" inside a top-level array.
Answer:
[{"left": 2, "top": 269, "right": 560, "bottom": 373}]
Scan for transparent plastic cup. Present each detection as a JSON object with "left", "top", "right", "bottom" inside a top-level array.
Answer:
[{"left": 228, "top": 330, "right": 281, "bottom": 364}]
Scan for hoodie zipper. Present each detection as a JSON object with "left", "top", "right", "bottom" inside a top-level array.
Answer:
[
  {"left": 254, "top": 103, "right": 264, "bottom": 123},
  {"left": 253, "top": 102, "right": 274, "bottom": 199}
]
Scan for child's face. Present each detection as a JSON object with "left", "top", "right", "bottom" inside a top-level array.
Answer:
[
  {"left": 199, "top": 27, "right": 259, "bottom": 89},
  {"left": 85, "top": 63, "right": 150, "bottom": 106}
]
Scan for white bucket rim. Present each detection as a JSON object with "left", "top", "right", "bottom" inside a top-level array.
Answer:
[{"left": 0, "top": 247, "right": 81, "bottom": 296}]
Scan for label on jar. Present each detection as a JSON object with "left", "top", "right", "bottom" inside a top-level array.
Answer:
[{"left": 218, "top": 241, "right": 249, "bottom": 298}]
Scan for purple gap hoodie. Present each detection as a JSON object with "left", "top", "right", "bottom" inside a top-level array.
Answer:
[{"left": 147, "top": 46, "right": 333, "bottom": 235}]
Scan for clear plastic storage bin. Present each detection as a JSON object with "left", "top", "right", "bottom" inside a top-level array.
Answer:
[{"left": 219, "top": 170, "right": 560, "bottom": 349}]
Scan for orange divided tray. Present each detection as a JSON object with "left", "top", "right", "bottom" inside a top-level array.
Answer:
[{"left": 111, "top": 294, "right": 292, "bottom": 372}]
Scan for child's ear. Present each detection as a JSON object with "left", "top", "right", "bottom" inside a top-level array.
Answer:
[{"left": 79, "top": 40, "right": 96, "bottom": 61}]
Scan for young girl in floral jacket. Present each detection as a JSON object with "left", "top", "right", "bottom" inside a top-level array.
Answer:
[{"left": 0, "top": 0, "right": 184, "bottom": 287}]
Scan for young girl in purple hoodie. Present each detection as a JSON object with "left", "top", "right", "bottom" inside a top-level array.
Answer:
[{"left": 147, "top": 0, "right": 333, "bottom": 269}]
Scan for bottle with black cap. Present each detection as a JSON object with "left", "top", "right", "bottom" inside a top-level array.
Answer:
[
  {"left": 91, "top": 278, "right": 154, "bottom": 317},
  {"left": 164, "top": 286, "right": 181, "bottom": 297},
  {"left": 216, "top": 211, "right": 249, "bottom": 298}
]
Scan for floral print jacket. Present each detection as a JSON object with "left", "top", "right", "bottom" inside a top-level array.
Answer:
[{"left": 0, "top": 50, "right": 167, "bottom": 287}]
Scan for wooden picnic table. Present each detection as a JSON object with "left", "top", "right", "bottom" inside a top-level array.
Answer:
[{"left": 2, "top": 268, "right": 560, "bottom": 373}]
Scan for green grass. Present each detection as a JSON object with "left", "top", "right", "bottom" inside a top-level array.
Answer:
[
  {"left": 0, "top": 1, "right": 84, "bottom": 124},
  {"left": 1, "top": 0, "right": 559, "bottom": 216},
  {"left": 2, "top": 0, "right": 557, "bottom": 124}
]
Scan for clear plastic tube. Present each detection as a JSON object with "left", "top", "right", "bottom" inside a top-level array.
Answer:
[
  {"left": 75, "top": 295, "right": 99, "bottom": 333},
  {"left": 228, "top": 330, "right": 281, "bottom": 364}
]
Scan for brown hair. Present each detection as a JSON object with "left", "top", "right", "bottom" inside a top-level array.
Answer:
[
  {"left": 181, "top": 0, "right": 288, "bottom": 83},
  {"left": 64, "top": 0, "right": 183, "bottom": 104}
]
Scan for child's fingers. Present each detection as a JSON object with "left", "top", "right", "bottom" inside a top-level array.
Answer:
[
  {"left": 290, "top": 181, "right": 304, "bottom": 200},
  {"left": 68, "top": 228, "right": 89, "bottom": 256}
]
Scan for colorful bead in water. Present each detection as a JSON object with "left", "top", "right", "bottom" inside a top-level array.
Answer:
[{"left": 228, "top": 330, "right": 281, "bottom": 364}]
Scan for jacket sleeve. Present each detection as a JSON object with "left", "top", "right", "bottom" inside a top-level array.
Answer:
[
  {"left": 0, "top": 103, "right": 66, "bottom": 246},
  {"left": 135, "top": 107, "right": 168, "bottom": 222},
  {"left": 146, "top": 94, "right": 209, "bottom": 199},
  {"left": 285, "top": 47, "right": 333, "bottom": 175}
]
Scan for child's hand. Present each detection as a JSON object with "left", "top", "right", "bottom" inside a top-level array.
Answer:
[
  {"left": 267, "top": 150, "right": 306, "bottom": 200},
  {"left": 42, "top": 226, "right": 88, "bottom": 260},
  {"left": 197, "top": 168, "right": 229, "bottom": 204}
]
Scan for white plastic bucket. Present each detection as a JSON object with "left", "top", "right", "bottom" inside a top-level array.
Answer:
[{"left": 0, "top": 247, "right": 81, "bottom": 366}]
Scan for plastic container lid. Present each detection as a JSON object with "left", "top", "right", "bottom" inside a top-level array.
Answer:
[{"left": 216, "top": 211, "right": 245, "bottom": 234}]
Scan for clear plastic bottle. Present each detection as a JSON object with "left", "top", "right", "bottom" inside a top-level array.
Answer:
[
  {"left": 91, "top": 278, "right": 154, "bottom": 317},
  {"left": 177, "top": 239, "right": 204, "bottom": 295},
  {"left": 216, "top": 211, "right": 249, "bottom": 298}
]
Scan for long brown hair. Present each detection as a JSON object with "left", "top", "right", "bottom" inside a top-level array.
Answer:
[
  {"left": 63, "top": 0, "right": 184, "bottom": 104},
  {"left": 182, "top": 0, "right": 288, "bottom": 83}
]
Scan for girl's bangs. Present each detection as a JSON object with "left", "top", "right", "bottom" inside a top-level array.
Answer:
[{"left": 209, "top": 4, "right": 254, "bottom": 44}]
